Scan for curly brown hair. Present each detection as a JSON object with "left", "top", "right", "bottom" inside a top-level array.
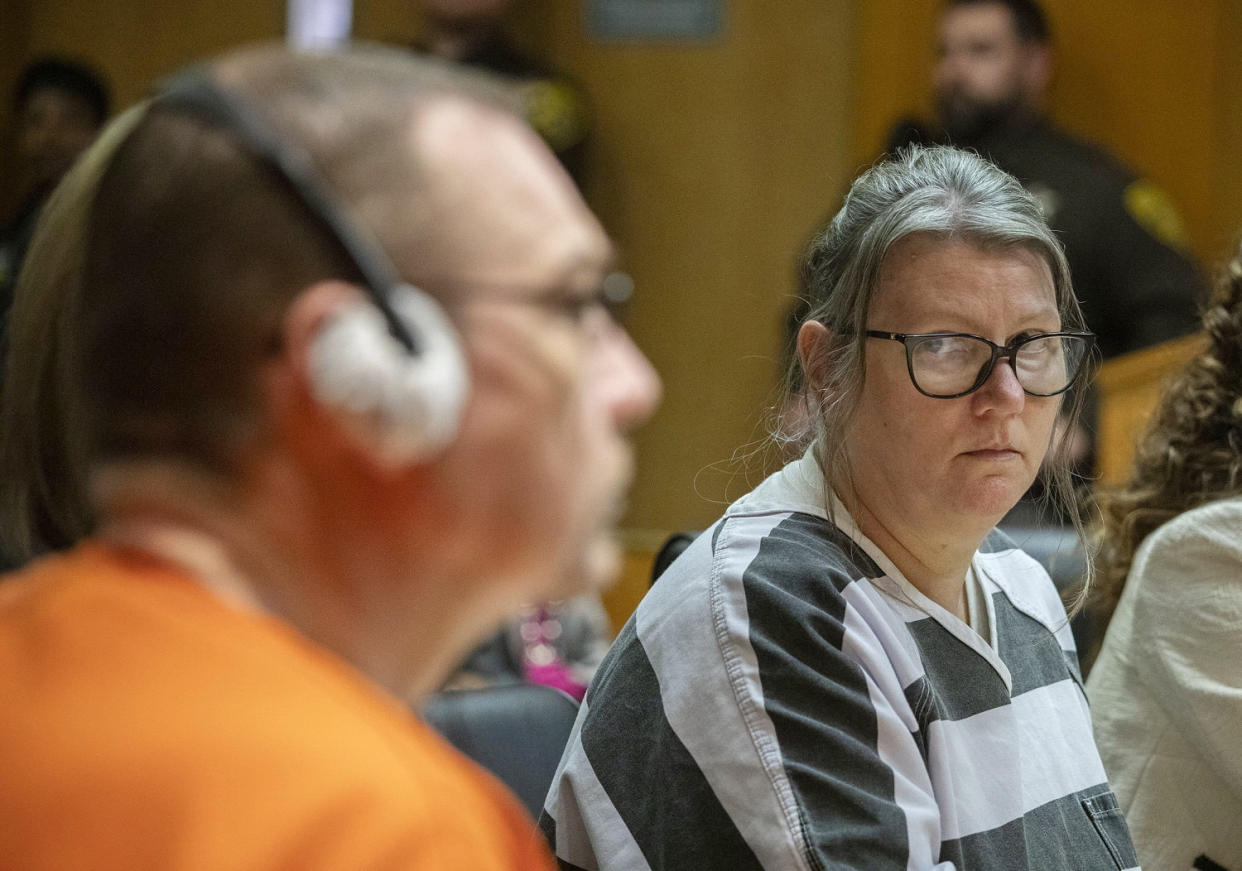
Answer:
[{"left": 1094, "top": 252, "right": 1242, "bottom": 629}]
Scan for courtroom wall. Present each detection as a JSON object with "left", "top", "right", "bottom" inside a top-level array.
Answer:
[
  {"left": 6, "top": 1, "right": 1241, "bottom": 541},
  {"left": 1, "top": 0, "right": 859, "bottom": 538}
]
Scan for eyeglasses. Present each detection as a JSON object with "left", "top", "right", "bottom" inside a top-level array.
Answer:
[
  {"left": 865, "top": 330, "right": 1095, "bottom": 399},
  {"left": 449, "top": 270, "right": 634, "bottom": 325},
  {"left": 535, "top": 271, "right": 634, "bottom": 323}
]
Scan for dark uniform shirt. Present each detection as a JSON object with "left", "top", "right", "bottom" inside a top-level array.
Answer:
[{"left": 0, "top": 189, "right": 49, "bottom": 348}]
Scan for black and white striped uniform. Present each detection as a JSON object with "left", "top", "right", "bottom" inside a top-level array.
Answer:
[{"left": 541, "top": 451, "right": 1137, "bottom": 870}]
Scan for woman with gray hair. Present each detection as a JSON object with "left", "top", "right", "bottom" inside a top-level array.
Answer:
[{"left": 541, "top": 146, "right": 1134, "bottom": 869}]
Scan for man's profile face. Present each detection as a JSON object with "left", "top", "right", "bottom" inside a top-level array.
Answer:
[
  {"left": 15, "top": 87, "right": 100, "bottom": 193},
  {"left": 934, "top": 3, "right": 1037, "bottom": 140},
  {"left": 411, "top": 98, "right": 660, "bottom": 603}
]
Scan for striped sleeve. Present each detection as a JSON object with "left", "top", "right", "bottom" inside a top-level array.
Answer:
[{"left": 540, "top": 512, "right": 953, "bottom": 870}]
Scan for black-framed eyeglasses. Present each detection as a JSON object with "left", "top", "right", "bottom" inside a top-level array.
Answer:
[{"left": 865, "top": 330, "right": 1095, "bottom": 399}]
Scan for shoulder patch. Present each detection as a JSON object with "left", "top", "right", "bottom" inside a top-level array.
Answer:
[
  {"left": 1124, "top": 179, "right": 1190, "bottom": 251},
  {"left": 522, "top": 79, "right": 588, "bottom": 153}
]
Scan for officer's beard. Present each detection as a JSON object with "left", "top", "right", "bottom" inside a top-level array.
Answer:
[{"left": 936, "top": 92, "right": 1025, "bottom": 145}]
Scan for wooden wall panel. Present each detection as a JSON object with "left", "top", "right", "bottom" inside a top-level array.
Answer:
[
  {"left": 0, "top": 0, "right": 32, "bottom": 217},
  {"left": 516, "top": 1, "right": 859, "bottom": 535},
  {"left": 1095, "top": 333, "right": 1206, "bottom": 486},
  {"left": 854, "top": 1, "right": 940, "bottom": 170},
  {"left": 1211, "top": 0, "right": 1242, "bottom": 263},
  {"left": 359, "top": 0, "right": 860, "bottom": 539},
  {"left": 19, "top": 0, "right": 282, "bottom": 111}
]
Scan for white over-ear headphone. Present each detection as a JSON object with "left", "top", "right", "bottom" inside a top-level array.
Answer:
[
  {"left": 308, "top": 283, "right": 468, "bottom": 467},
  {"left": 156, "top": 72, "right": 470, "bottom": 467}
]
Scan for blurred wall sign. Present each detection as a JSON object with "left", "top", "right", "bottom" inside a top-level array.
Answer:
[
  {"left": 587, "top": 0, "right": 724, "bottom": 42},
  {"left": 287, "top": 0, "right": 353, "bottom": 49}
]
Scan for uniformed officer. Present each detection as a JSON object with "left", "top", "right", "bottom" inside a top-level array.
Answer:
[
  {"left": 894, "top": 0, "right": 1204, "bottom": 360},
  {"left": 0, "top": 58, "right": 109, "bottom": 349}
]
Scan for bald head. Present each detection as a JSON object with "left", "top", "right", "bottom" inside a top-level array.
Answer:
[{"left": 412, "top": 97, "right": 610, "bottom": 290}]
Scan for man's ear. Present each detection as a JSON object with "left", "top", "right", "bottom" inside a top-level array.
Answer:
[
  {"left": 261, "top": 280, "right": 377, "bottom": 465},
  {"left": 273, "top": 279, "right": 470, "bottom": 473},
  {"left": 796, "top": 320, "right": 834, "bottom": 393},
  {"left": 281, "top": 281, "right": 366, "bottom": 375}
]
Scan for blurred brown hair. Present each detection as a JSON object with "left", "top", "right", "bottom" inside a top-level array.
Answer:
[{"left": 0, "top": 105, "right": 146, "bottom": 562}]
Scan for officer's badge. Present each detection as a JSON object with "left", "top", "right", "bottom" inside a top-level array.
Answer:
[{"left": 522, "top": 80, "right": 588, "bottom": 154}]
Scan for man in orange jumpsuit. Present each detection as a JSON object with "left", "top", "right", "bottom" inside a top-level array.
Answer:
[{"left": 0, "top": 44, "right": 659, "bottom": 869}]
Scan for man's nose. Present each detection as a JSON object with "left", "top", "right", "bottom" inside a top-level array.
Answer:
[{"left": 597, "top": 323, "right": 661, "bottom": 432}]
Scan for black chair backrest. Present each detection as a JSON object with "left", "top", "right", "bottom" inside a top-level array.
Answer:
[
  {"left": 1000, "top": 525, "right": 1087, "bottom": 594},
  {"left": 422, "top": 683, "right": 580, "bottom": 819},
  {"left": 999, "top": 523, "right": 1104, "bottom": 673},
  {"left": 651, "top": 530, "right": 698, "bottom": 585}
]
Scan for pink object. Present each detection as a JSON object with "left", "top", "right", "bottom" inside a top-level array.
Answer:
[
  {"left": 519, "top": 606, "right": 587, "bottom": 700},
  {"left": 523, "top": 662, "right": 586, "bottom": 701}
]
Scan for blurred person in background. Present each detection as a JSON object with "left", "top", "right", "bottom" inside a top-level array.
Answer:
[
  {"left": 446, "top": 597, "right": 611, "bottom": 700},
  {"left": 1088, "top": 247, "right": 1242, "bottom": 871},
  {"left": 0, "top": 57, "right": 109, "bottom": 346},
  {"left": 413, "top": 0, "right": 589, "bottom": 184},
  {"left": 896, "top": 0, "right": 1205, "bottom": 361},
  {"left": 0, "top": 43, "right": 658, "bottom": 869}
]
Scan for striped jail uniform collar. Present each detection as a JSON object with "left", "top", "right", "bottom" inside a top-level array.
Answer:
[{"left": 540, "top": 448, "right": 1138, "bottom": 870}]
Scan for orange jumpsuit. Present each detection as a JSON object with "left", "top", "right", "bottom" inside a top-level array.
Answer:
[{"left": 0, "top": 543, "right": 555, "bottom": 870}]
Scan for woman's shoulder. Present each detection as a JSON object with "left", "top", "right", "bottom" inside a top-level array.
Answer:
[
  {"left": 1122, "top": 496, "right": 1242, "bottom": 612},
  {"left": 633, "top": 508, "right": 895, "bottom": 670},
  {"left": 715, "top": 509, "right": 883, "bottom": 595},
  {"left": 1140, "top": 495, "right": 1242, "bottom": 555},
  {"left": 647, "top": 510, "right": 877, "bottom": 608}
]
